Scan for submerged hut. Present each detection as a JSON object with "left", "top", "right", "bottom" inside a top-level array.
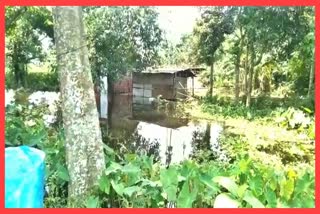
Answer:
[{"left": 132, "top": 67, "right": 204, "bottom": 105}]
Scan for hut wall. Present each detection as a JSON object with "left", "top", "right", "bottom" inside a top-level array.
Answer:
[
  {"left": 174, "top": 77, "right": 188, "bottom": 99},
  {"left": 113, "top": 75, "right": 132, "bottom": 94},
  {"left": 133, "top": 73, "right": 175, "bottom": 100}
]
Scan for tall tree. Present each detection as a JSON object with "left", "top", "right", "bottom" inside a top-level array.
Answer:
[
  {"left": 84, "top": 6, "right": 163, "bottom": 84},
  {"left": 223, "top": 7, "right": 244, "bottom": 103},
  {"left": 53, "top": 6, "right": 105, "bottom": 206},
  {"left": 193, "top": 7, "right": 234, "bottom": 97},
  {"left": 238, "top": 6, "right": 311, "bottom": 106},
  {"left": 5, "top": 6, "right": 54, "bottom": 87}
]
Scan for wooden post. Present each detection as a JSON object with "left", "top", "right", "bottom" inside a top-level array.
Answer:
[
  {"left": 192, "top": 77, "right": 195, "bottom": 97},
  {"left": 100, "top": 75, "right": 108, "bottom": 119},
  {"left": 173, "top": 73, "right": 176, "bottom": 99}
]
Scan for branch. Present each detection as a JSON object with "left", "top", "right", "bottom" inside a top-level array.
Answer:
[
  {"left": 6, "top": 7, "right": 27, "bottom": 31},
  {"left": 254, "top": 52, "right": 263, "bottom": 66}
]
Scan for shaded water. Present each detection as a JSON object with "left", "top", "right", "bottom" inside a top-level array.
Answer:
[{"left": 106, "top": 95, "right": 226, "bottom": 165}]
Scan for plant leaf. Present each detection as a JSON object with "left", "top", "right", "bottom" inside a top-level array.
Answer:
[
  {"left": 85, "top": 196, "right": 99, "bottom": 208},
  {"left": 243, "top": 191, "right": 265, "bottom": 208},
  {"left": 111, "top": 180, "right": 124, "bottom": 196},
  {"left": 105, "top": 161, "right": 122, "bottom": 175},
  {"left": 177, "top": 179, "right": 198, "bottom": 208},
  {"left": 160, "top": 167, "right": 178, "bottom": 201},
  {"left": 199, "top": 174, "right": 219, "bottom": 193},
  {"left": 214, "top": 193, "right": 240, "bottom": 208},
  {"left": 213, "top": 176, "right": 239, "bottom": 196},
  {"left": 98, "top": 173, "right": 110, "bottom": 194},
  {"left": 280, "top": 178, "right": 294, "bottom": 201},
  {"left": 237, "top": 184, "right": 248, "bottom": 198},
  {"left": 57, "top": 164, "right": 69, "bottom": 181},
  {"left": 123, "top": 186, "right": 141, "bottom": 197},
  {"left": 265, "top": 187, "right": 277, "bottom": 208}
]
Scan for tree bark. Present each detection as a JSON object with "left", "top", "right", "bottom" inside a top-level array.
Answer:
[
  {"left": 253, "top": 69, "right": 259, "bottom": 90},
  {"left": 235, "top": 10, "right": 243, "bottom": 104},
  {"left": 234, "top": 53, "right": 241, "bottom": 103},
  {"left": 234, "top": 29, "right": 243, "bottom": 104},
  {"left": 209, "top": 57, "right": 214, "bottom": 98},
  {"left": 246, "top": 42, "right": 255, "bottom": 107},
  {"left": 308, "top": 60, "right": 314, "bottom": 98},
  {"left": 53, "top": 6, "right": 105, "bottom": 206},
  {"left": 244, "top": 42, "right": 249, "bottom": 96}
]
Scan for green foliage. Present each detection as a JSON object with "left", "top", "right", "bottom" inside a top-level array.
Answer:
[
  {"left": 193, "top": 7, "right": 235, "bottom": 65},
  {"left": 159, "top": 34, "right": 198, "bottom": 67},
  {"left": 6, "top": 70, "right": 59, "bottom": 92},
  {"left": 91, "top": 148, "right": 314, "bottom": 208},
  {"left": 201, "top": 95, "right": 275, "bottom": 120},
  {"left": 84, "top": 6, "right": 164, "bottom": 82},
  {"left": 5, "top": 6, "right": 54, "bottom": 87},
  {"left": 5, "top": 100, "right": 315, "bottom": 208},
  {"left": 5, "top": 103, "right": 68, "bottom": 208},
  {"left": 275, "top": 107, "right": 313, "bottom": 131}
]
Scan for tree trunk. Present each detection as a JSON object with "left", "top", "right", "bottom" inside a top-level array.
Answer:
[
  {"left": 235, "top": 20, "right": 243, "bottom": 104},
  {"left": 53, "top": 6, "right": 105, "bottom": 206},
  {"left": 246, "top": 42, "right": 255, "bottom": 107},
  {"left": 244, "top": 42, "right": 249, "bottom": 96},
  {"left": 234, "top": 32, "right": 243, "bottom": 104},
  {"left": 12, "top": 43, "right": 20, "bottom": 88},
  {"left": 234, "top": 53, "right": 240, "bottom": 103},
  {"left": 308, "top": 60, "right": 314, "bottom": 98},
  {"left": 209, "top": 57, "right": 214, "bottom": 98},
  {"left": 253, "top": 69, "right": 259, "bottom": 90}
]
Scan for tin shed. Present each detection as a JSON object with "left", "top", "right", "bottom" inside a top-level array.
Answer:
[{"left": 132, "top": 68, "right": 203, "bottom": 104}]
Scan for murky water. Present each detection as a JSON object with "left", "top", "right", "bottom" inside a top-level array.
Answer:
[
  {"left": 106, "top": 94, "right": 226, "bottom": 165},
  {"left": 133, "top": 121, "right": 224, "bottom": 165}
]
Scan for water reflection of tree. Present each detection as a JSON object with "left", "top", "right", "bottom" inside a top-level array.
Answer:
[
  {"left": 190, "top": 124, "right": 230, "bottom": 164},
  {"left": 103, "top": 127, "right": 161, "bottom": 163},
  {"left": 130, "top": 130, "right": 161, "bottom": 162},
  {"left": 190, "top": 124, "right": 214, "bottom": 163}
]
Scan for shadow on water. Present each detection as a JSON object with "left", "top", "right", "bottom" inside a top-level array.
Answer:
[{"left": 104, "top": 94, "right": 227, "bottom": 166}]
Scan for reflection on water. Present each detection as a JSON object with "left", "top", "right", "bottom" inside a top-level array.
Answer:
[
  {"left": 107, "top": 94, "right": 226, "bottom": 166},
  {"left": 134, "top": 121, "right": 223, "bottom": 165}
]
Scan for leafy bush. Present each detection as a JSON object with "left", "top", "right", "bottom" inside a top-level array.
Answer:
[
  {"left": 87, "top": 149, "right": 315, "bottom": 208},
  {"left": 275, "top": 107, "right": 313, "bottom": 130},
  {"left": 6, "top": 71, "right": 59, "bottom": 92},
  {"left": 201, "top": 96, "right": 274, "bottom": 120},
  {"left": 5, "top": 92, "right": 315, "bottom": 208},
  {"left": 5, "top": 95, "right": 68, "bottom": 208}
]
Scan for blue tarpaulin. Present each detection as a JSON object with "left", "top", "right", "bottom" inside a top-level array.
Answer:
[{"left": 5, "top": 146, "right": 45, "bottom": 208}]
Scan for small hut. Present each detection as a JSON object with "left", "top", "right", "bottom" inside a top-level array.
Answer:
[{"left": 132, "top": 67, "right": 204, "bottom": 104}]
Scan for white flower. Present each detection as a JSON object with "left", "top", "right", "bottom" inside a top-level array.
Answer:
[{"left": 5, "top": 89, "right": 15, "bottom": 107}]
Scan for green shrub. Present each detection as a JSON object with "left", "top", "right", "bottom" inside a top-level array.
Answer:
[
  {"left": 5, "top": 101, "right": 315, "bottom": 208},
  {"left": 275, "top": 107, "right": 313, "bottom": 131},
  {"left": 6, "top": 71, "right": 59, "bottom": 92},
  {"left": 88, "top": 150, "right": 314, "bottom": 208},
  {"left": 5, "top": 104, "right": 68, "bottom": 208}
]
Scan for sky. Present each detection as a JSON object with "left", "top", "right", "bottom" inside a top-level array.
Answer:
[{"left": 156, "top": 6, "right": 201, "bottom": 44}]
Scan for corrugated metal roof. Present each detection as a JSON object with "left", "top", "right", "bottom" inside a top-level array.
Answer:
[{"left": 140, "top": 67, "right": 205, "bottom": 74}]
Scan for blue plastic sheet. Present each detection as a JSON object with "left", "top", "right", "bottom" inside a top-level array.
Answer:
[{"left": 5, "top": 146, "right": 45, "bottom": 208}]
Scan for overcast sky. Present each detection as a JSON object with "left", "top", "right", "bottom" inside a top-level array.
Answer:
[{"left": 156, "top": 6, "right": 201, "bottom": 44}]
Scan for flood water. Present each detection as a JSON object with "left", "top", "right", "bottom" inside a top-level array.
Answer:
[{"left": 105, "top": 95, "right": 227, "bottom": 166}]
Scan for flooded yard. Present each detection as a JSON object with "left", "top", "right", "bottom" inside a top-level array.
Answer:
[
  {"left": 103, "top": 94, "right": 314, "bottom": 169},
  {"left": 104, "top": 94, "right": 228, "bottom": 166}
]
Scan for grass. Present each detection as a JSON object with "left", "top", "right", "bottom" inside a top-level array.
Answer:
[{"left": 179, "top": 92, "right": 315, "bottom": 171}]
